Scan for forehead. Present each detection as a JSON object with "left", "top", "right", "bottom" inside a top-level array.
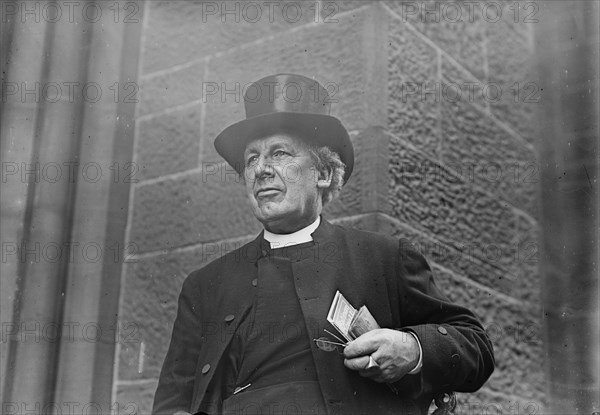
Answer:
[{"left": 244, "top": 133, "right": 307, "bottom": 154}]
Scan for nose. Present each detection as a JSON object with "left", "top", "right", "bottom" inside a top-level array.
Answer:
[{"left": 252, "top": 155, "right": 274, "bottom": 181}]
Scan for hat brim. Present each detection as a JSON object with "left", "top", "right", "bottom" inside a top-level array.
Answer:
[{"left": 214, "top": 112, "right": 354, "bottom": 183}]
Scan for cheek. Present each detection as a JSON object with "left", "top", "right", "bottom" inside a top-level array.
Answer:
[
  {"left": 281, "top": 184, "right": 310, "bottom": 208},
  {"left": 245, "top": 190, "right": 260, "bottom": 211}
]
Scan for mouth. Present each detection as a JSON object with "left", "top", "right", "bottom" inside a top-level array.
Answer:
[{"left": 255, "top": 187, "right": 282, "bottom": 198}]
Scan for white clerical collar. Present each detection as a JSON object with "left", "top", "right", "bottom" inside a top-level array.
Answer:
[{"left": 263, "top": 216, "right": 321, "bottom": 249}]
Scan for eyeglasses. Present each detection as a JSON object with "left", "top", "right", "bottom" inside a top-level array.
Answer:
[{"left": 313, "top": 329, "right": 348, "bottom": 355}]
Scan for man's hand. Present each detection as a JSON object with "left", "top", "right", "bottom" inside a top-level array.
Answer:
[{"left": 343, "top": 329, "right": 420, "bottom": 383}]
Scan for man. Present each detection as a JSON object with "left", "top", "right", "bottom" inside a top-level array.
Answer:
[{"left": 152, "top": 74, "right": 495, "bottom": 415}]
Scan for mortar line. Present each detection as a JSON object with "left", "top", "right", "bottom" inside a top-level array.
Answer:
[
  {"left": 140, "top": 4, "right": 373, "bottom": 79},
  {"left": 136, "top": 99, "right": 203, "bottom": 122},
  {"left": 376, "top": 212, "right": 528, "bottom": 283},
  {"left": 113, "top": 0, "right": 151, "bottom": 404},
  {"left": 383, "top": 2, "right": 533, "bottom": 148},
  {"left": 385, "top": 129, "right": 537, "bottom": 221},
  {"left": 132, "top": 233, "right": 259, "bottom": 261}
]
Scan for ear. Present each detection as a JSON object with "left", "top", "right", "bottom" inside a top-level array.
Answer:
[{"left": 316, "top": 166, "right": 333, "bottom": 189}]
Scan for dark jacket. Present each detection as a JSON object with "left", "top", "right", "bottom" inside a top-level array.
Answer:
[{"left": 152, "top": 219, "right": 495, "bottom": 415}]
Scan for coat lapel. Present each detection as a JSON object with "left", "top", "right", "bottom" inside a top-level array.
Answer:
[{"left": 291, "top": 219, "right": 354, "bottom": 405}]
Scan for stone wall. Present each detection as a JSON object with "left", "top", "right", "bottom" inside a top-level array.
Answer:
[{"left": 115, "top": 1, "right": 541, "bottom": 413}]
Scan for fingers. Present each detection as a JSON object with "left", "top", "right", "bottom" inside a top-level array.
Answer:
[
  {"left": 344, "top": 355, "right": 371, "bottom": 371},
  {"left": 345, "top": 355, "right": 388, "bottom": 383},
  {"left": 344, "top": 355, "right": 380, "bottom": 372},
  {"left": 343, "top": 330, "right": 380, "bottom": 358},
  {"left": 342, "top": 329, "right": 417, "bottom": 384}
]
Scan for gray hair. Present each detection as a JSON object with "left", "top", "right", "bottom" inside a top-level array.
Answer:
[{"left": 306, "top": 145, "right": 346, "bottom": 205}]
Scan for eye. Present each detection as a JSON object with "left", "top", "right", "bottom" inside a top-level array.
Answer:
[
  {"left": 246, "top": 154, "right": 258, "bottom": 166},
  {"left": 273, "top": 149, "right": 289, "bottom": 158}
]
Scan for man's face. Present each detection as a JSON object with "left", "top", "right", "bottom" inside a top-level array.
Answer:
[{"left": 243, "top": 134, "right": 324, "bottom": 233}]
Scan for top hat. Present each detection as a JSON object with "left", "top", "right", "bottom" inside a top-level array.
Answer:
[{"left": 214, "top": 73, "right": 354, "bottom": 183}]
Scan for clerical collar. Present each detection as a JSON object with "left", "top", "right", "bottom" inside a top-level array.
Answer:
[{"left": 263, "top": 216, "right": 321, "bottom": 249}]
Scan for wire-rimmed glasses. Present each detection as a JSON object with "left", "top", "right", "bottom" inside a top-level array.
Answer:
[{"left": 313, "top": 329, "right": 348, "bottom": 355}]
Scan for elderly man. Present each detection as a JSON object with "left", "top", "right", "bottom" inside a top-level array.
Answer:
[{"left": 152, "top": 74, "right": 495, "bottom": 415}]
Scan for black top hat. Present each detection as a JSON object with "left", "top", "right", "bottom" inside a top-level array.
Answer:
[{"left": 214, "top": 73, "right": 354, "bottom": 183}]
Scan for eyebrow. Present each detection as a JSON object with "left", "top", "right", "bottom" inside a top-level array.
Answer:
[{"left": 244, "top": 140, "right": 298, "bottom": 156}]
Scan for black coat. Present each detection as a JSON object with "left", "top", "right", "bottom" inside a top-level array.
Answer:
[{"left": 152, "top": 219, "right": 495, "bottom": 415}]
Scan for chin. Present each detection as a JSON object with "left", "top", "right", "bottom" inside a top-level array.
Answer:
[
  {"left": 253, "top": 205, "right": 286, "bottom": 223},
  {"left": 257, "top": 211, "right": 287, "bottom": 224}
]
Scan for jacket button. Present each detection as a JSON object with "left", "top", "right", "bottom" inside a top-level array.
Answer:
[
  {"left": 224, "top": 314, "right": 235, "bottom": 323},
  {"left": 437, "top": 326, "right": 448, "bottom": 335},
  {"left": 261, "top": 249, "right": 268, "bottom": 257},
  {"left": 201, "top": 364, "right": 211, "bottom": 374},
  {"left": 252, "top": 278, "right": 258, "bottom": 287}
]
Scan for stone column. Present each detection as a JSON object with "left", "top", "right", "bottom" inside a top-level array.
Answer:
[
  {"left": 535, "top": 1, "right": 600, "bottom": 413},
  {"left": 2, "top": 1, "right": 143, "bottom": 411},
  {"left": 3, "top": 5, "right": 93, "bottom": 407},
  {"left": 0, "top": 3, "right": 49, "bottom": 404},
  {"left": 53, "top": 2, "right": 143, "bottom": 409}
]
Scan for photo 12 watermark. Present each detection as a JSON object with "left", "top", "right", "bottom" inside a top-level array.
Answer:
[
  {"left": 407, "top": 239, "right": 539, "bottom": 268},
  {"left": 201, "top": 80, "right": 340, "bottom": 104},
  {"left": 395, "top": 160, "right": 540, "bottom": 185},
  {"left": 452, "top": 400, "right": 541, "bottom": 415},
  {"left": 1, "top": 321, "right": 140, "bottom": 344},
  {"left": 1, "top": 81, "right": 139, "bottom": 104},
  {"left": 2, "top": 401, "right": 138, "bottom": 415},
  {"left": 1, "top": 1, "right": 140, "bottom": 24},
  {"left": 2, "top": 240, "right": 139, "bottom": 264},
  {"left": 1, "top": 161, "right": 140, "bottom": 185},
  {"left": 484, "top": 321, "right": 541, "bottom": 345},
  {"left": 396, "top": 1, "right": 539, "bottom": 24},
  {"left": 398, "top": 81, "right": 541, "bottom": 104},
  {"left": 198, "top": 1, "right": 340, "bottom": 24}
]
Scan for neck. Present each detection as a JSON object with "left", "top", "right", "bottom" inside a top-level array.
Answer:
[{"left": 263, "top": 212, "right": 320, "bottom": 234}]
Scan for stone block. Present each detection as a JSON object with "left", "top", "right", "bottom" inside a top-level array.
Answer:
[
  {"left": 324, "top": 132, "right": 366, "bottom": 218},
  {"left": 129, "top": 169, "right": 261, "bottom": 253},
  {"left": 136, "top": 105, "right": 201, "bottom": 181},
  {"left": 486, "top": 19, "right": 537, "bottom": 143},
  {"left": 322, "top": 179, "right": 362, "bottom": 217},
  {"left": 325, "top": 128, "right": 391, "bottom": 217},
  {"left": 491, "top": 0, "right": 538, "bottom": 39},
  {"left": 117, "top": 256, "right": 186, "bottom": 381},
  {"left": 327, "top": 0, "right": 370, "bottom": 15},
  {"left": 385, "top": 0, "right": 486, "bottom": 80},
  {"left": 115, "top": 380, "right": 158, "bottom": 415},
  {"left": 510, "top": 212, "right": 540, "bottom": 301},
  {"left": 441, "top": 55, "right": 488, "bottom": 112},
  {"left": 356, "top": 213, "right": 536, "bottom": 302},
  {"left": 142, "top": 0, "right": 318, "bottom": 74},
  {"left": 440, "top": 96, "right": 537, "bottom": 216},
  {"left": 138, "top": 62, "right": 204, "bottom": 117},
  {"left": 434, "top": 266, "right": 545, "bottom": 402},
  {"left": 388, "top": 21, "right": 440, "bottom": 158},
  {"left": 202, "top": 5, "right": 388, "bottom": 162},
  {"left": 118, "top": 236, "right": 255, "bottom": 380},
  {"left": 388, "top": 142, "right": 518, "bottom": 264}
]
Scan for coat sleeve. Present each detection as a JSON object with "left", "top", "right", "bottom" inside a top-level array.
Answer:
[
  {"left": 393, "top": 238, "right": 495, "bottom": 396},
  {"left": 152, "top": 275, "right": 202, "bottom": 415}
]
